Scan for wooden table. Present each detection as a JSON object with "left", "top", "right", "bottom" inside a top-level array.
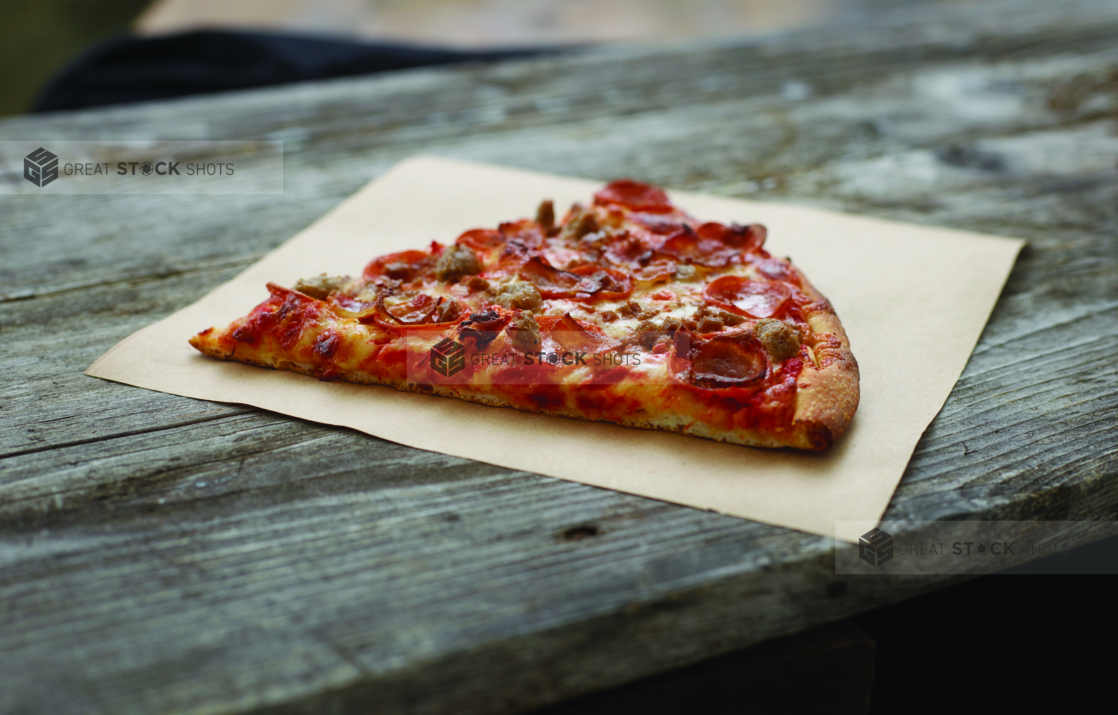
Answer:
[{"left": 3, "top": 0, "right": 1117, "bottom": 712}]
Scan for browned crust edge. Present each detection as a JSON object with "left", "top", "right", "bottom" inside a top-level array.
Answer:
[
  {"left": 788, "top": 271, "right": 861, "bottom": 450},
  {"left": 188, "top": 259, "right": 861, "bottom": 452},
  {"left": 189, "top": 333, "right": 810, "bottom": 450}
]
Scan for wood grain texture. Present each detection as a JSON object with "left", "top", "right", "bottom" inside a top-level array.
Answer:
[{"left": 2, "top": 0, "right": 1117, "bottom": 712}]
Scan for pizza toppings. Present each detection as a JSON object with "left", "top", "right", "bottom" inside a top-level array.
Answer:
[
  {"left": 755, "top": 319, "right": 801, "bottom": 361},
  {"left": 704, "top": 276, "right": 791, "bottom": 318},
  {"left": 536, "top": 200, "right": 556, "bottom": 233},
  {"left": 491, "top": 280, "right": 544, "bottom": 311},
  {"left": 686, "top": 332, "right": 768, "bottom": 389},
  {"left": 674, "top": 264, "right": 699, "bottom": 282},
  {"left": 695, "top": 315, "right": 724, "bottom": 334},
  {"left": 364, "top": 249, "right": 429, "bottom": 281},
  {"left": 618, "top": 300, "right": 651, "bottom": 319},
  {"left": 294, "top": 274, "right": 349, "bottom": 300},
  {"left": 593, "top": 179, "right": 672, "bottom": 213},
  {"left": 700, "top": 222, "right": 766, "bottom": 250},
  {"left": 191, "top": 177, "right": 858, "bottom": 450},
  {"left": 458, "top": 308, "right": 508, "bottom": 348},
  {"left": 456, "top": 228, "right": 505, "bottom": 251},
  {"left": 661, "top": 226, "right": 738, "bottom": 267},
  {"left": 518, "top": 256, "right": 582, "bottom": 297},
  {"left": 702, "top": 306, "right": 747, "bottom": 326},
  {"left": 560, "top": 206, "right": 601, "bottom": 241},
  {"left": 435, "top": 245, "right": 483, "bottom": 282},
  {"left": 506, "top": 310, "right": 542, "bottom": 352},
  {"left": 568, "top": 265, "right": 633, "bottom": 301},
  {"left": 543, "top": 313, "right": 623, "bottom": 356},
  {"left": 374, "top": 293, "right": 460, "bottom": 329},
  {"left": 518, "top": 257, "right": 634, "bottom": 301},
  {"left": 434, "top": 300, "right": 461, "bottom": 323}
]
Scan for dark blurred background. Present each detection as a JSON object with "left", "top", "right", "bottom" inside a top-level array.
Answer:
[
  {"left": 0, "top": 0, "right": 968, "bottom": 117},
  {"left": 0, "top": 0, "right": 152, "bottom": 116}
]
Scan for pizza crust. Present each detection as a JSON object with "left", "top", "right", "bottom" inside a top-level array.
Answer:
[
  {"left": 191, "top": 326, "right": 856, "bottom": 451},
  {"left": 786, "top": 275, "right": 860, "bottom": 450}
]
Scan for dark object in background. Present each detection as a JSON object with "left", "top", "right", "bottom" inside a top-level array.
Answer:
[
  {"left": 530, "top": 620, "right": 874, "bottom": 715},
  {"left": 33, "top": 30, "right": 554, "bottom": 113}
]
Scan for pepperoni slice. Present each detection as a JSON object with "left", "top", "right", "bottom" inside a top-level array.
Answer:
[
  {"left": 627, "top": 212, "right": 688, "bottom": 234},
  {"left": 602, "top": 234, "right": 650, "bottom": 267},
  {"left": 700, "top": 222, "right": 766, "bottom": 249},
  {"left": 539, "top": 313, "right": 622, "bottom": 356},
  {"left": 658, "top": 222, "right": 764, "bottom": 266},
  {"left": 568, "top": 264, "right": 633, "bottom": 301},
  {"left": 634, "top": 260, "right": 677, "bottom": 284},
  {"left": 518, "top": 257, "right": 632, "bottom": 301},
  {"left": 660, "top": 230, "right": 737, "bottom": 267},
  {"left": 233, "top": 283, "right": 319, "bottom": 346},
  {"left": 498, "top": 219, "right": 544, "bottom": 245},
  {"left": 385, "top": 293, "right": 438, "bottom": 323},
  {"left": 753, "top": 257, "right": 795, "bottom": 282},
  {"left": 704, "top": 276, "right": 791, "bottom": 318},
  {"left": 686, "top": 332, "right": 768, "bottom": 389},
  {"left": 369, "top": 293, "right": 459, "bottom": 331},
  {"left": 456, "top": 228, "right": 504, "bottom": 251},
  {"left": 593, "top": 179, "right": 673, "bottom": 213},
  {"left": 457, "top": 308, "right": 509, "bottom": 349},
  {"left": 518, "top": 256, "right": 583, "bottom": 297},
  {"left": 363, "top": 250, "right": 430, "bottom": 281}
]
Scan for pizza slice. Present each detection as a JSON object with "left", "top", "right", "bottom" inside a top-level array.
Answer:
[{"left": 190, "top": 180, "right": 859, "bottom": 450}]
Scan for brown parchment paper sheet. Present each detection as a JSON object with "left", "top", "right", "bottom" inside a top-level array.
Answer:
[{"left": 87, "top": 156, "right": 1025, "bottom": 542}]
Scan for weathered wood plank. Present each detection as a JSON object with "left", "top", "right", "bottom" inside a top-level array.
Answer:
[{"left": 1, "top": 0, "right": 1117, "bottom": 713}]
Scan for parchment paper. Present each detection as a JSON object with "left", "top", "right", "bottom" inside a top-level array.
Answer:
[{"left": 87, "top": 156, "right": 1025, "bottom": 542}]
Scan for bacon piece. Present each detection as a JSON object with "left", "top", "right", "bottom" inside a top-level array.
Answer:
[
  {"left": 593, "top": 179, "right": 673, "bottom": 213},
  {"left": 704, "top": 276, "right": 792, "bottom": 318}
]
